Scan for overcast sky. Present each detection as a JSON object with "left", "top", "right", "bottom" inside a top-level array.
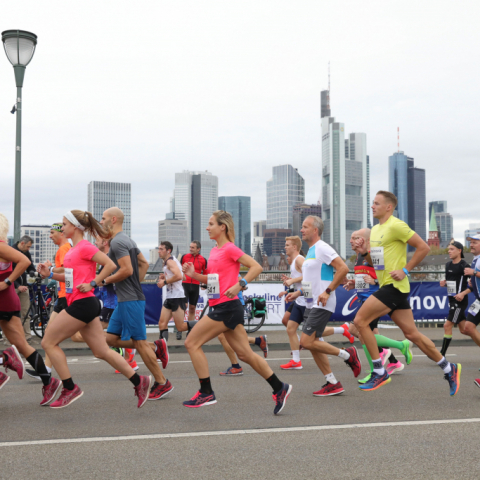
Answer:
[{"left": 2, "top": 1, "right": 479, "bottom": 254}]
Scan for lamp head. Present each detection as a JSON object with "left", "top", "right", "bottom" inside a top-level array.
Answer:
[{"left": 2, "top": 30, "right": 37, "bottom": 67}]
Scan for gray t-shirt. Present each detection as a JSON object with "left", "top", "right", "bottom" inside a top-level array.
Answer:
[{"left": 108, "top": 232, "right": 146, "bottom": 303}]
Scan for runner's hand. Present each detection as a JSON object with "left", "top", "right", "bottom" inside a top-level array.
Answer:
[
  {"left": 454, "top": 292, "right": 465, "bottom": 302},
  {"left": 390, "top": 269, "right": 406, "bottom": 281},
  {"left": 364, "top": 275, "right": 376, "bottom": 285},
  {"left": 157, "top": 279, "right": 165, "bottom": 289},
  {"left": 318, "top": 291, "right": 330, "bottom": 307},
  {"left": 38, "top": 264, "right": 50, "bottom": 278},
  {"left": 279, "top": 290, "right": 287, "bottom": 298},
  {"left": 440, "top": 279, "right": 446, "bottom": 287},
  {"left": 343, "top": 279, "right": 355, "bottom": 291},
  {"left": 182, "top": 262, "right": 195, "bottom": 277},
  {"left": 44, "top": 260, "right": 53, "bottom": 268},
  {"left": 464, "top": 268, "right": 475, "bottom": 276},
  {"left": 224, "top": 283, "right": 241, "bottom": 299},
  {"left": 18, "top": 286, "right": 28, "bottom": 293},
  {"left": 285, "top": 291, "right": 300, "bottom": 303},
  {"left": 77, "top": 283, "right": 93, "bottom": 293}
]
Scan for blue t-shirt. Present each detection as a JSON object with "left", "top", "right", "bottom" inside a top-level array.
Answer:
[{"left": 471, "top": 256, "right": 480, "bottom": 301}]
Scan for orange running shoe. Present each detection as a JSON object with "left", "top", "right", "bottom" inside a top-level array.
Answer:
[
  {"left": 280, "top": 359, "right": 303, "bottom": 370},
  {"left": 115, "top": 360, "right": 139, "bottom": 374}
]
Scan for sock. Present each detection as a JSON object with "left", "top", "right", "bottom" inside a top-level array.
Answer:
[
  {"left": 437, "top": 357, "right": 452, "bottom": 374},
  {"left": 333, "top": 327, "right": 344, "bottom": 334},
  {"left": 232, "top": 363, "right": 241, "bottom": 369},
  {"left": 266, "top": 373, "right": 283, "bottom": 394},
  {"left": 200, "top": 377, "right": 213, "bottom": 395},
  {"left": 26, "top": 351, "right": 51, "bottom": 387},
  {"left": 318, "top": 337, "right": 324, "bottom": 342},
  {"left": 441, "top": 335, "right": 452, "bottom": 356},
  {"left": 362, "top": 344, "right": 374, "bottom": 373},
  {"left": 388, "top": 353, "right": 398, "bottom": 364},
  {"left": 160, "top": 329, "right": 169, "bottom": 341},
  {"left": 46, "top": 366, "right": 52, "bottom": 373},
  {"left": 254, "top": 337, "right": 261, "bottom": 346},
  {"left": 0, "top": 356, "right": 3, "bottom": 365},
  {"left": 62, "top": 378, "right": 75, "bottom": 391},
  {"left": 372, "top": 358, "right": 385, "bottom": 375},
  {"left": 374, "top": 334, "right": 405, "bottom": 353},
  {"left": 129, "top": 373, "right": 141, "bottom": 387},
  {"left": 325, "top": 373, "right": 338, "bottom": 384},
  {"left": 292, "top": 350, "right": 300, "bottom": 362},
  {"left": 337, "top": 349, "right": 350, "bottom": 361}
]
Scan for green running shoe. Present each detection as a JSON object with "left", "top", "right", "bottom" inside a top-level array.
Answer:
[
  {"left": 358, "top": 372, "right": 372, "bottom": 384},
  {"left": 401, "top": 340, "right": 413, "bottom": 365},
  {"left": 110, "top": 347, "right": 124, "bottom": 357}
]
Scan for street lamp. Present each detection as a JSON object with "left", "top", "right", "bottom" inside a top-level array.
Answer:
[{"left": 2, "top": 30, "right": 37, "bottom": 242}]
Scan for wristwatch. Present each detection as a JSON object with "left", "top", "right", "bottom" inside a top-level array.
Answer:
[
  {"left": 239, "top": 279, "right": 248, "bottom": 288},
  {"left": 101, "top": 279, "right": 106, "bottom": 286},
  {"left": 90, "top": 280, "right": 97, "bottom": 288},
  {"left": 325, "top": 288, "right": 332, "bottom": 295},
  {"left": 4, "top": 278, "right": 12, "bottom": 286}
]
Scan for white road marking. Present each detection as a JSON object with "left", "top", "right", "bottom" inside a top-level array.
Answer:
[{"left": 1, "top": 417, "right": 479, "bottom": 448}]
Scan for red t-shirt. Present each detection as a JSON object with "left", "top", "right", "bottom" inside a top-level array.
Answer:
[
  {"left": 206, "top": 242, "right": 244, "bottom": 307},
  {"left": 181, "top": 253, "right": 207, "bottom": 285},
  {"left": 63, "top": 240, "right": 98, "bottom": 305},
  {"left": 0, "top": 240, "right": 20, "bottom": 312}
]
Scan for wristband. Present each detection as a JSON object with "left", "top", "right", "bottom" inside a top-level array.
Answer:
[
  {"left": 49, "top": 266, "right": 54, "bottom": 274},
  {"left": 48, "top": 272, "right": 54, "bottom": 279},
  {"left": 299, "top": 289, "right": 303, "bottom": 296},
  {"left": 402, "top": 267, "right": 409, "bottom": 276}
]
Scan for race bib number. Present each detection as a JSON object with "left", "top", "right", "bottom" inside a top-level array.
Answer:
[
  {"left": 355, "top": 274, "right": 369, "bottom": 292},
  {"left": 370, "top": 247, "right": 385, "bottom": 271},
  {"left": 207, "top": 274, "right": 220, "bottom": 299},
  {"left": 64, "top": 268, "right": 74, "bottom": 294},
  {"left": 446, "top": 281, "right": 457, "bottom": 297},
  {"left": 302, "top": 281, "right": 313, "bottom": 306},
  {"left": 468, "top": 300, "right": 480, "bottom": 316}
]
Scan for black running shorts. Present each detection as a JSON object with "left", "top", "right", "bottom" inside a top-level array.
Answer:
[
  {"left": 163, "top": 297, "right": 187, "bottom": 312},
  {"left": 207, "top": 299, "right": 244, "bottom": 330},
  {"left": 53, "top": 297, "right": 68, "bottom": 314},
  {"left": 447, "top": 299, "right": 467, "bottom": 325},
  {"left": 182, "top": 283, "right": 200, "bottom": 306},
  {"left": 65, "top": 297, "right": 101, "bottom": 324},
  {"left": 100, "top": 307, "right": 115, "bottom": 324},
  {"left": 466, "top": 308, "right": 480, "bottom": 326},
  {"left": 0, "top": 311, "right": 20, "bottom": 322},
  {"left": 286, "top": 302, "right": 294, "bottom": 313},
  {"left": 372, "top": 285, "right": 410, "bottom": 313}
]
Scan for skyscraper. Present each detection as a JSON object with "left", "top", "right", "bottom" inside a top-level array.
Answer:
[
  {"left": 87, "top": 181, "right": 131, "bottom": 236},
  {"left": 263, "top": 229, "right": 291, "bottom": 256},
  {"left": 158, "top": 219, "right": 189, "bottom": 258},
  {"left": 429, "top": 201, "right": 453, "bottom": 247},
  {"left": 20, "top": 225, "right": 58, "bottom": 264},
  {"left": 266, "top": 165, "right": 305, "bottom": 230},
  {"left": 253, "top": 221, "right": 266, "bottom": 237},
  {"left": 218, "top": 196, "right": 251, "bottom": 255}
]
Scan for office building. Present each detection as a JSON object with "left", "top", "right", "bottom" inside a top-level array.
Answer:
[
  {"left": 465, "top": 223, "right": 480, "bottom": 248},
  {"left": 218, "top": 196, "right": 251, "bottom": 255},
  {"left": 429, "top": 201, "right": 447, "bottom": 218},
  {"left": 429, "top": 201, "right": 453, "bottom": 247},
  {"left": 158, "top": 219, "right": 189, "bottom": 259},
  {"left": 263, "top": 228, "right": 291, "bottom": 256},
  {"left": 171, "top": 170, "right": 218, "bottom": 257},
  {"left": 266, "top": 165, "right": 305, "bottom": 230},
  {"left": 20, "top": 225, "right": 58, "bottom": 265},
  {"left": 253, "top": 220, "right": 267, "bottom": 237},
  {"left": 252, "top": 237, "right": 264, "bottom": 257},
  {"left": 87, "top": 181, "right": 131, "bottom": 236},
  {"left": 292, "top": 203, "right": 322, "bottom": 253},
  {"left": 149, "top": 247, "right": 159, "bottom": 265}
]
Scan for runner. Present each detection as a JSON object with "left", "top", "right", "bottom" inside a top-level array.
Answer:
[
  {"left": 0, "top": 213, "right": 50, "bottom": 391},
  {"left": 285, "top": 216, "right": 361, "bottom": 397},
  {"left": 102, "top": 208, "right": 172, "bottom": 402},
  {"left": 354, "top": 191, "right": 460, "bottom": 395},
  {"left": 439, "top": 241, "right": 471, "bottom": 356},
  {"left": 38, "top": 210, "right": 153, "bottom": 408},
  {"left": 182, "top": 210, "right": 291, "bottom": 414}
]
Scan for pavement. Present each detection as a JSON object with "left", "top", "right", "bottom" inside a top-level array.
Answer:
[{"left": 1, "top": 328, "right": 480, "bottom": 479}]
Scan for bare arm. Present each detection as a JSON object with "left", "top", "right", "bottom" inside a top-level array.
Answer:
[
  {"left": 137, "top": 252, "right": 149, "bottom": 282},
  {"left": 224, "top": 254, "right": 262, "bottom": 299},
  {"left": 391, "top": 233, "right": 430, "bottom": 281},
  {"left": 0, "top": 243, "right": 31, "bottom": 286}
]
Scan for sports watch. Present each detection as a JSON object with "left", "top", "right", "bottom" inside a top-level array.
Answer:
[
  {"left": 239, "top": 279, "right": 248, "bottom": 288},
  {"left": 325, "top": 288, "right": 332, "bottom": 295},
  {"left": 90, "top": 280, "right": 97, "bottom": 288}
]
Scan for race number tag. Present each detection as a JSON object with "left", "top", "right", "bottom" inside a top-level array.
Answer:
[
  {"left": 468, "top": 300, "right": 480, "bottom": 316},
  {"left": 446, "top": 281, "right": 457, "bottom": 297},
  {"left": 64, "top": 268, "right": 74, "bottom": 294},
  {"left": 370, "top": 247, "right": 385, "bottom": 270},
  {"left": 355, "top": 274, "right": 370, "bottom": 292},
  {"left": 302, "top": 281, "right": 314, "bottom": 306},
  {"left": 207, "top": 274, "right": 220, "bottom": 299}
]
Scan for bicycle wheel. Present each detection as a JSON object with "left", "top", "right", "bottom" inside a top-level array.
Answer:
[
  {"left": 244, "top": 313, "right": 266, "bottom": 333},
  {"left": 32, "top": 310, "right": 49, "bottom": 338}
]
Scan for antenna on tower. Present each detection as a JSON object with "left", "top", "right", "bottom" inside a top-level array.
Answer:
[
  {"left": 397, "top": 127, "right": 400, "bottom": 152},
  {"left": 327, "top": 62, "right": 330, "bottom": 109}
]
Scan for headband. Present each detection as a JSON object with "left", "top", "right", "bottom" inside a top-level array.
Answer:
[
  {"left": 51, "top": 223, "right": 62, "bottom": 232},
  {"left": 65, "top": 211, "right": 85, "bottom": 231}
]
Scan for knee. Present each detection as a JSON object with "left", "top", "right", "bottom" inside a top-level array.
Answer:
[
  {"left": 286, "top": 324, "right": 297, "bottom": 336},
  {"left": 299, "top": 337, "right": 312, "bottom": 350},
  {"left": 106, "top": 335, "right": 117, "bottom": 347},
  {"left": 404, "top": 330, "right": 419, "bottom": 342},
  {"left": 282, "top": 317, "right": 288, "bottom": 327},
  {"left": 349, "top": 323, "right": 359, "bottom": 337},
  {"left": 93, "top": 349, "right": 107, "bottom": 361},
  {"left": 237, "top": 351, "right": 250, "bottom": 363},
  {"left": 462, "top": 323, "right": 475, "bottom": 336}
]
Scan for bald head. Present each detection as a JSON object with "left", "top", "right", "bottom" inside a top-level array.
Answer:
[
  {"left": 105, "top": 207, "right": 124, "bottom": 224},
  {"left": 101, "top": 207, "right": 124, "bottom": 234},
  {"left": 357, "top": 228, "right": 371, "bottom": 240}
]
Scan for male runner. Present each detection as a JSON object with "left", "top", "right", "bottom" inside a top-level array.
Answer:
[
  {"left": 102, "top": 208, "right": 172, "bottom": 401},
  {"left": 439, "top": 241, "right": 470, "bottom": 355},
  {"left": 286, "top": 216, "right": 361, "bottom": 396},
  {"left": 354, "top": 191, "right": 460, "bottom": 395}
]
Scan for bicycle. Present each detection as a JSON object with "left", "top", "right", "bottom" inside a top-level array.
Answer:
[{"left": 25, "top": 272, "right": 57, "bottom": 338}]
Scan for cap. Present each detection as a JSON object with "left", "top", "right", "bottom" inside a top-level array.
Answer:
[
  {"left": 466, "top": 234, "right": 480, "bottom": 242},
  {"left": 51, "top": 223, "right": 62, "bottom": 232},
  {"left": 450, "top": 240, "right": 465, "bottom": 258}
]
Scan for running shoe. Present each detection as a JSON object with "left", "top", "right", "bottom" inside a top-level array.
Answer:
[
  {"left": 148, "top": 379, "right": 174, "bottom": 400},
  {"left": 280, "top": 359, "right": 303, "bottom": 370},
  {"left": 176, "top": 331, "right": 182, "bottom": 341},
  {"left": 154, "top": 339, "right": 169, "bottom": 369},
  {"left": 183, "top": 390, "right": 217, "bottom": 408},
  {"left": 444, "top": 363, "right": 461, "bottom": 397},
  {"left": 313, "top": 381, "right": 344, "bottom": 396},
  {"left": 0, "top": 372, "right": 9, "bottom": 390},
  {"left": 50, "top": 384, "right": 84, "bottom": 408},
  {"left": 400, "top": 340, "right": 413, "bottom": 365},
  {"left": 344, "top": 346, "right": 361, "bottom": 378},
  {"left": 26, "top": 369, "right": 42, "bottom": 381},
  {"left": 219, "top": 366, "right": 243, "bottom": 376},
  {"left": 358, "top": 372, "right": 372, "bottom": 384},
  {"left": 40, "top": 377, "right": 62, "bottom": 406},
  {"left": 134, "top": 375, "right": 153, "bottom": 408},
  {"left": 359, "top": 371, "right": 391, "bottom": 391},
  {"left": 110, "top": 347, "right": 124, "bottom": 357},
  {"left": 258, "top": 335, "right": 268, "bottom": 358},
  {"left": 272, "top": 383, "right": 292, "bottom": 415},
  {"left": 379, "top": 348, "right": 392, "bottom": 366},
  {"left": 115, "top": 360, "right": 139, "bottom": 374},
  {"left": 126, "top": 348, "right": 135, "bottom": 363},
  {"left": 474, "top": 378, "right": 480, "bottom": 389},
  {"left": 386, "top": 361, "right": 404, "bottom": 375},
  {"left": 3, "top": 345, "right": 25, "bottom": 380},
  {"left": 341, "top": 323, "right": 355, "bottom": 344}
]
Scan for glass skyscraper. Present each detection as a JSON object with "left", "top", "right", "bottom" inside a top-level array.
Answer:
[{"left": 218, "top": 196, "right": 251, "bottom": 255}]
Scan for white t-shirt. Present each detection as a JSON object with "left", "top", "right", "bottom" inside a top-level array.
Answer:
[
  {"left": 291, "top": 255, "right": 306, "bottom": 307},
  {"left": 301, "top": 240, "right": 338, "bottom": 312},
  {"left": 164, "top": 256, "right": 185, "bottom": 299}
]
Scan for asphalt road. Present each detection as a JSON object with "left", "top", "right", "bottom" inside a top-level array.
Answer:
[{"left": 1, "top": 345, "right": 480, "bottom": 479}]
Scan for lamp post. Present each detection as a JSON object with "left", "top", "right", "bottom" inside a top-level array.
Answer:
[{"left": 2, "top": 30, "right": 37, "bottom": 242}]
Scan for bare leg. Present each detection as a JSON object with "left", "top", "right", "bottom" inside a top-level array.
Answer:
[
  {"left": 218, "top": 333, "right": 238, "bottom": 364},
  {"left": 286, "top": 320, "right": 300, "bottom": 351},
  {"left": 188, "top": 304, "right": 196, "bottom": 322},
  {"left": 460, "top": 320, "right": 480, "bottom": 348},
  {"left": 133, "top": 339, "right": 166, "bottom": 384},
  {"left": 0, "top": 317, "right": 35, "bottom": 359}
]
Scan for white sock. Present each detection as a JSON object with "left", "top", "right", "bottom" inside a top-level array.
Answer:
[
  {"left": 132, "top": 349, "right": 136, "bottom": 355},
  {"left": 437, "top": 356, "right": 452, "bottom": 374},
  {"left": 333, "top": 327, "right": 344, "bottom": 334},
  {"left": 325, "top": 373, "right": 338, "bottom": 384},
  {"left": 0, "top": 357, "right": 3, "bottom": 365},
  {"left": 318, "top": 337, "right": 324, "bottom": 342},
  {"left": 154, "top": 344, "right": 158, "bottom": 352},
  {"left": 338, "top": 349, "right": 350, "bottom": 361},
  {"left": 292, "top": 350, "right": 300, "bottom": 362},
  {"left": 372, "top": 358, "right": 385, "bottom": 375},
  {"left": 46, "top": 366, "right": 52, "bottom": 373}
]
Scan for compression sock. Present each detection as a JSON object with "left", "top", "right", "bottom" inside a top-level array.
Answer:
[
  {"left": 199, "top": 377, "right": 213, "bottom": 395},
  {"left": 232, "top": 363, "right": 241, "bottom": 369},
  {"left": 441, "top": 335, "right": 452, "bottom": 356},
  {"left": 254, "top": 337, "right": 262, "bottom": 346},
  {"left": 388, "top": 353, "right": 398, "bottom": 364},
  {"left": 362, "top": 344, "right": 374, "bottom": 373},
  {"left": 159, "top": 329, "right": 169, "bottom": 341},
  {"left": 333, "top": 327, "right": 344, "bottom": 334},
  {"left": 372, "top": 358, "right": 385, "bottom": 376},
  {"left": 325, "top": 373, "right": 338, "bottom": 384},
  {"left": 26, "top": 351, "right": 51, "bottom": 387},
  {"left": 374, "top": 334, "right": 406, "bottom": 353},
  {"left": 266, "top": 373, "right": 283, "bottom": 394},
  {"left": 337, "top": 349, "right": 350, "bottom": 361},
  {"left": 292, "top": 350, "right": 300, "bottom": 362},
  {"left": 129, "top": 373, "right": 141, "bottom": 387},
  {"left": 62, "top": 378, "right": 75, "bottom": 391},
  {"left": 437, "top": 357, "right": 452, "bottom": 374}
]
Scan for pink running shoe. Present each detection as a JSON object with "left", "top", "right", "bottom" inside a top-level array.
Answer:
[
  {"left": 0, "top": 371, "right": 9, "bottom": 390},
  {"left": 134, "top": 375, "right": 153, "bottom": 408},
  {"left": 154, "top": 339, "right": 169, "bottom": 369},
  {"left": 183, "top": 390, "right": 217, "bottom": 408},
  {"left": 50, "top": 384, "right": 84, "bottom": 409},
  {"left": 341, "top": 323, "right": 355, "bottom": 344},
  {"left": 280, "top": 359, "right": 303, "bottom": 370},
  {"left": 3, "top": 345, "right": 25, "bottom": 379},
  {"left": 40, "top": 377, "right": 62, "bottom": 406},
  {"left": 386, "top": 361, "right": 404, "bottom": 375},
  {"left": 379, "top": 348, "right": 392, "bottom": 366}
]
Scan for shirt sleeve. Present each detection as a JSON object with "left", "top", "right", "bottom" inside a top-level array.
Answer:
[
  {"left": 57, "top": 245, "right": 68, "bottom": 267},
  {"left": 111, "top": 237, "right": 130, "bottom": 260},
  {"left": 80, "top": 241, "right": 99, "bottom": 261},
  {"left": 226, "top": 243, "right": 244, "bottom": 262},
  {"left": 394, "top": 219, "right": 415, "bottom": 243},
  {"left": 317, "top": 243, "right": 339, "bottom": 265}
]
